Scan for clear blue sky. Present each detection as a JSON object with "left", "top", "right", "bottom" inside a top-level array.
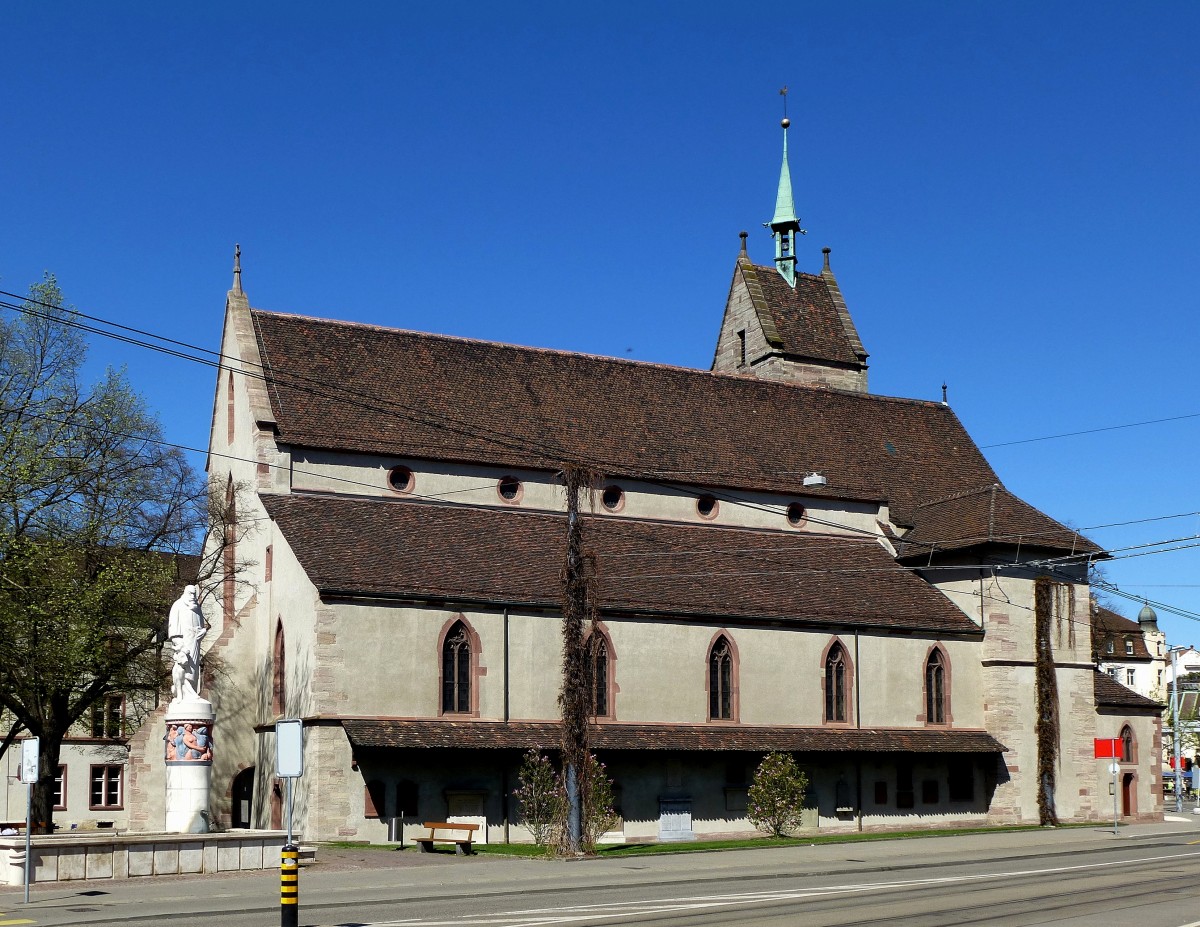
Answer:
[{"left": 3, "top": 1, "right": 1198, "bottom": 647}]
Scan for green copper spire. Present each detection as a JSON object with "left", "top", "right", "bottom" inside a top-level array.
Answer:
[
  {"left": 768, "top": 88, "right": 804, "bottom": 287},
  {"left": 771, "top": 125, "right": 798, "bottom": 228}
]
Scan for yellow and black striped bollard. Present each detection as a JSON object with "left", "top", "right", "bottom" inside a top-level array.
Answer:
[{"left": 280, "top": 843, "right": 299, "bottom": 927}]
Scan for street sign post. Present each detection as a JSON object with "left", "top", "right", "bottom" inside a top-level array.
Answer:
[
  {"left": 1094, "top": 739, "right": 1122, "bottom": 835},
  {"left": 275, "top": 720, "right": 304, "bottom": 927},
  {"left": 18, "top": 737, "right": 39, "bottom": 903}
]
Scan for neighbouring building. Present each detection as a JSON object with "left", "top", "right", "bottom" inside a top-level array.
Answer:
[
  {"left": 126, "top": 118, "right": 1163, "bottom": 840},
  {"left": 1093, "top": 602, "right": 1167, "bottom": 701}
]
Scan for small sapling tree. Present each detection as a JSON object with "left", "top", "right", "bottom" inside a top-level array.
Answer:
[
  {"left": 513, "top": 749, "right": 561, "bottom": 846},
  {"left": 747, "top": 751, "right": 809, "bottom": 838},
  {"left": 580, "top": 753, "right": 618, "bottom": 851}
]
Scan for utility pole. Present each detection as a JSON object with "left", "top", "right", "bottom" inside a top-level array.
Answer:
[
  {"left": 1172, "top": 648, "right": 1183, "bottom": 814},
  {"left": 559, "top": 466, "right": 594, "bottom": 855}
]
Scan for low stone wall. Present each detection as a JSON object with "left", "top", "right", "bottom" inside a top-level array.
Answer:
[{"left": 0, "top": 830, "right": 290, "bottom": 885}]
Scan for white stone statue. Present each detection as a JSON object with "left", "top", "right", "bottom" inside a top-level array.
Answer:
[{"left": 168, "top": 585, "right": 208, "bottom": 703}]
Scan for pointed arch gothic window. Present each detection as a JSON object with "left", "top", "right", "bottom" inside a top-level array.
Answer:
[
  {"left": 590, "top": 634, "right": 610, "bottom": 718},
  {"left": 925, "top": 649, "right": 947, "bottom": 724},
  {"left": 709, "top": 636, "right": 734, "bottom": 720},
  {"left": 1120, "top": 724, "right": 1134, "bottom": 763},
  {"left": 442, "top": 622, "right": 472, "bottom": 714},
  {"left": 825, "top": 643, "right": 849, "bottom": 723},
  {"left": 272, "top": 620, "right": 286, "bottom": 715}
]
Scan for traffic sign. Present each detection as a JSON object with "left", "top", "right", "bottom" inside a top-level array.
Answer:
[
  {"left": 275, "top": 720, "right": 303, "bottom": 778},
  {"left": 18, "top": 738, "right": 39, "bottom": 784}
]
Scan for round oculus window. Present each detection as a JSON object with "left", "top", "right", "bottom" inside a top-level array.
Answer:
[
  {"left": 696, "top": 494, "right": 718, "bottom": 519},
  {"left": 601, "top": 485, "right": 624, "bottom": 511},
  {"left": 786, "top": 502, "right": 807, "bottom": 527},
  {"left": 498, "top": 476, "right": 522, "bottom": 502},
  {"left": 388, "top": 466, "right": 414, "bottom": 494}
]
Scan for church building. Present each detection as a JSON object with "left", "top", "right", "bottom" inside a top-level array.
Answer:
[{"left": 136, "top": 118, "right": 1162, "bottom": 841}]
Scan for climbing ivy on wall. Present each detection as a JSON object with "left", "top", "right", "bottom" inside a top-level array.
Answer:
[{"left": 1034, "top": 576, "right": 1060, "bottom": 826}]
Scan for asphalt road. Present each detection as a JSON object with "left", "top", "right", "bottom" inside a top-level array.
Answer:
[{"left": 5, "top": 818, "right": 1200, "bottom": 927}]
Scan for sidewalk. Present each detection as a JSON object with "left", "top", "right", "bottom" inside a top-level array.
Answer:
[
  {"left": 313, "top": 814, "right": 1200, "bottom": 873},
  {"left": 4, "top": 815, "right": 1199, "bottom": 900}
]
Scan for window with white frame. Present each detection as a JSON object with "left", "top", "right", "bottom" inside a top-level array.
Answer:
[
  {"left": 52, "top": 765, "right": 66, "bottom": 811},
  {"left": 90, "top": 765, "right": 122, "bottom": 809}
]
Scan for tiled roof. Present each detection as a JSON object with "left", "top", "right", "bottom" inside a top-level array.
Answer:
[
  {"left": 342, "top": 719, "right": 1006, "bottom": 754},
  {"left": 1093, "top": 671, "right": 1162, "bottom": 710},
  {"left": 740, "top": 262, "right": 866, "bottom": 367},
  {"left": 895, "top": 484, "right": 1103, "bottom": 559},
  {"left": 261, "top": 493, "right": 981, "bottom": 634},
  {"left": 1092, "top": 607, "right": 1152, "bottom": 661},
  {"left": 249, "top": 308, "right": 1092, "bottom": 554}
]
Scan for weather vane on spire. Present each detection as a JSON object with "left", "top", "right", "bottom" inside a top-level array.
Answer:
[{"left": 780, "top": 85, "right": 789, "bottom": 125}]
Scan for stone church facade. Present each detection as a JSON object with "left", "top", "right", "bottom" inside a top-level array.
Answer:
[{"left": 143, "top": 123, "right": 1162, "bottom": 841}]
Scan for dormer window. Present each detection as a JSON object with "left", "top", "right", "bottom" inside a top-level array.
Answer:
[
  {"left": 1124, "top": 637, "right": 1134, "bottom": 656},
  {"left": 1105, "top": 639, "right": 1114, "bottom": 655}
]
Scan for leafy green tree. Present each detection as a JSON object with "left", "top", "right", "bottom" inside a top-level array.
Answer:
[
  {"left": 513, "top": 749, "right": 561, "bottom": 846},
  {"left": 0, "top": 275, "right": 245, "bottom": 832},
  {"left": 747, "top": 751, "right": 809, "bottom": 838}
]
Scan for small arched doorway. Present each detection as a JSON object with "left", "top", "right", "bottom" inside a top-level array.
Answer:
[
  {"left": 231, "top": 767, "right": 255, "bottom": 829},
  {"left": 1121, "top": 773, "right": 1135, "bottom": 817}
]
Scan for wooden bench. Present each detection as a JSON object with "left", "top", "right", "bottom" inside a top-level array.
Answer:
[{"left": 414, "top": 821, "right": 479, "bottom": 855}]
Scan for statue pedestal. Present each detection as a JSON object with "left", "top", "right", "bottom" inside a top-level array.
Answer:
[{"left": 164, "top": 698, "right": 215, "bottom": 834}]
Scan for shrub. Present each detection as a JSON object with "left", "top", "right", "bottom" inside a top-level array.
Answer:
[
  {"left": 513, "top": 750, "right": 561, "bottom": 846},
  {"left": 747, "top": 751, "right": 808, "bottom": 838},
  {"left": 580, "top": 754, "right": 619, "bottom": 851}
]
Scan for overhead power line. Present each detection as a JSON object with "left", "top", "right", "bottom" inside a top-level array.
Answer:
[{"left": 980, "top": 412, "right": 1200, "bottom": 449}]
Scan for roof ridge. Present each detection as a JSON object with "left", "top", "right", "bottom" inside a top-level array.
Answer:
[
  {"left": 748, "top": 262, "right": 825, "bottom": 283},
  {"left": 251, "top": 307, "right": 948, "bottom": 410},
  {"left": 917, "top": 483, "right": 1003, "bottom": 509}
]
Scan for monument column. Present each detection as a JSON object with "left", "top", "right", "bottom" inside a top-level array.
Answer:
[{"left": 163, "top": 585, "right": 215, "bottom": 833}]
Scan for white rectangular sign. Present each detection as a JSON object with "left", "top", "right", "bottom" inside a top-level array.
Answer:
[
  {"left": 19, "top": 737, "right": 39, "bottom": 784},
  {"left": 275, "top": 720, "right": 304, "bottom": 778}
]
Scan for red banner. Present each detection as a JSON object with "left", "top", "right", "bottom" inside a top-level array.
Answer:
[{"left": 1094, "top": 738, "right": 1120, "bottom": 758}]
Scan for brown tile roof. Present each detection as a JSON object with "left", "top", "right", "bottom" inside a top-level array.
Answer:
[
  {"left": 261, "top": 493, "right": 981, "bottom": 634},
  {"left": 1093, "top": 671, "right": 1162, "bottom": 711},
  {"left": 740, "top": 261, "right": 867, "bottom": 368},
  {"left": 895, "top": 484, "right": 1103, "bottom": 559},
  {"left": 249, "top": 308, "right": 1093, "bottom": 555},
  {"left": 1092, "top": 607, "right": 1152, "bottom": 661},
  {"left": 342, "top": 719, "right": 1005, "bottom": 754}
]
